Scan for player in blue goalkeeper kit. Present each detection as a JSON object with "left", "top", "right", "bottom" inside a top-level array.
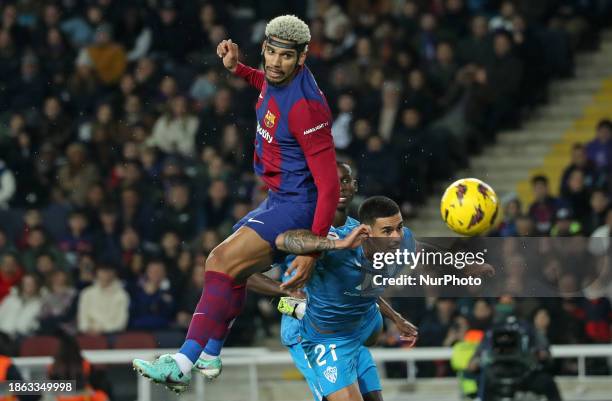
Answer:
[
  {"left": 251, "top": 163, "right": 417, "bottom": 401},
  {"left": 276, "top": 196, "right": 419, "bottom": 401}
]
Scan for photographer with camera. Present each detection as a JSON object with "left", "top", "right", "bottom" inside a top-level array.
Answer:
[{"left": 467, "top": 299, "right": 562, "bottom": 401}]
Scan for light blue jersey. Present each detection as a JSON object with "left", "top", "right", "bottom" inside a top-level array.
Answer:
[
  {"left": 300, "top": 222, "right": 415, "bottom": 396},
  {"left": 304, "top": 222, "right": 416, "bottom": 332},
  {"left": 278, "top": 217, "right": 387, "bottom": 400}
]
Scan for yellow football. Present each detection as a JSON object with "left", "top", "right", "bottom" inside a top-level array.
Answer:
[{"left": 440, "top": 178, "right": 499, "bottom": 236}]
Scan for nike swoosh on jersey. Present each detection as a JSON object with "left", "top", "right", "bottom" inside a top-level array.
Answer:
[{"left": 248, "top": 218, "right": 265, "bottom": 224}]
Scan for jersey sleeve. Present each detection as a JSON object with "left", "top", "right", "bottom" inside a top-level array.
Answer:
[
  {"left": 234, "top": 63, "right": 265, "bottom": 91},
  {"left": 288, "top": 98, "right": 340, "bottom": 237},
  {"left": 402, "top": 227, "right": 417, "bottom": 254}
]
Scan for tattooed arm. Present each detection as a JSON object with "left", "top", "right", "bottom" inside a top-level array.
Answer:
[{"left": 275, "top": 225, "right": 370, "bottom": 255}]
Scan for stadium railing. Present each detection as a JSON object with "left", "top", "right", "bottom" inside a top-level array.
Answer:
[{"left": 11, "top": 344, "right": 612, "bottom": 401}]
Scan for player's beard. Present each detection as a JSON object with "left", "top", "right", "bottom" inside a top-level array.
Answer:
[{"left": 263, "top": 58, "right": 300, "bottom": 86}]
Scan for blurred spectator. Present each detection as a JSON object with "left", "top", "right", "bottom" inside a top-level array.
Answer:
[
  {"left": 119, "top": 226, "right": 145, "bottom": 281},
  {"left": 550, "top": 208, "right": 582, "bottom": 236},
  {"left": 357, "top": 136, "right": 399, "bottom": 199},
  {"left": 21, "top": 227, "right": 65, "bottom": 273},
  {"left": 56, "top": 143, "right": 100, "bottom": 206},
  {"left": 197, "top": 87, "right": 235, "bottom": 151},
  {"left": 428, "top": 42, "right": 459, "bottom": 100},
  {"left": 147, "top": 95, "right": 198, "bottom": 158},
  {"left": 0, "top": 273, "right": 43, "bottom": 338},
  {"left": 39, "top": 28, "right": 74, "bottom": 89},
  {"left": 583, "top": 190, "right": 609, "bottom": 235},
  {"left": 77, "top": 264, "right": 129, "bottom": 334},
  {"left": 588, "top": 208, "right": 612, "bottom": 256},
  {"left": 495, "top": 197, "right": 522, "bottom": 236},
  {"left": 67, "top": 64, "right": 100, "bottom": 115},
  {"left": 39, "top": 97, "right": 73, "bottom": 149},
  {"left": 586, "top": 119, "right": 612, "bottom": 170},
  {"left": 38, "top": 270, "right": 77, "bottom": 334},
  {"left": 457, "top": 15, "right": 490, "bottom": 65},
  {"left": 419, "top": 298, "right": 457, "bottom": 377},
  {"left": 118, "top": 186, "right": 153, "bottom": 240},
  {"left": 0, "top": 159, "right": 16, "bottom": 209},
  {"left": 151, "top": 1, "right": 190, "bottom": 62},
  {"left": 377, "top": 81, "right": 402, "bottom": 142},
  {"left": 116, "top": 6, "right": 152, "bottom": 62},
  {"left": 331, "top": 93, "right": 355, "bottom": 150},
  {"left": 0, "top": 253, "right": 23, "bottom": 302},
  {"left": 528, "top": 175, "right": 558, "bottom": 234},
  {"left": 532, "top": 307, "right": 552, "bottom": 345},
  {"left": 158, "top": 230, "right": 182, "bottom": 284},
  {"left": 420, "top": 298, "right": 457, "bottom": 347},
  {"left": 218, "top": 123, "right": 249, "bottom": 172},
  {"left": 489, "top": 0, "right": 516, "bottom": 31},
  {"left": 414, "top": 13, "right": 440, "bottom": 63},
  {"left": 59, "top": 210, "right": 94, "bottom": 268},
  {"left": 561, "top": 143, "right": 602, "bottom": 194},
  {"left": 560, "top": 169, "right": 591, "bottom": 221},
  {"left": 129, "top": 259, "right": 175, "bottom": 330},
  {"left": 482, "top": 31, "right": 523, "bottom": 133},
  {"left": 153, "top": 181, "right": 197, "bottom": 240},
  {"left": 202, "top": 180, "right": 232, "bottom": 230},
  {"left": 10, "top": 52, "right": 45, "bottom": 113},
  {"left": 76, "top": 23, "right": 126, "bottom": 85},
  {"left": 470, "top": 299, "right": 493, "bottom": 331},
  {"left": 93, "top": 206, "right": 121, "bottom": 267},
  {"left": 0, "top": 228, "right": 16, "bottom": 256},
  {"left": 17, "top": 208, "right": 43, "bottom": 249}
]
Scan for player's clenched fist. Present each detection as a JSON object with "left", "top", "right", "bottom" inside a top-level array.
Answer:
[{"left": 216, "top": 39, "right": 239, "bottom": 73}]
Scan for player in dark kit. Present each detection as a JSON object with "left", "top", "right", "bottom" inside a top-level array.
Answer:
[{"left": 133, "top": 15, "right": 340, "bottom": 392}]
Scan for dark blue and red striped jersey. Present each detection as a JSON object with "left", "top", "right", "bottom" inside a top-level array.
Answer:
[{"left": 234, "top": 63, "right": 339, "bottom": 237}]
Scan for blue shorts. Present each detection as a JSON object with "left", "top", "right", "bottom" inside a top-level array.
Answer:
[
  {"left": 287, "top": 343, "right": 324, "bottom": 401},
  {"left": 300, "top": 307, "right": 383, "bottom": 397},
  {"left": 287, "top": 342, "right": 381, "bottom": 401},
  {"left": 233, "top": 192, "right": 316, "bottom": 262}
]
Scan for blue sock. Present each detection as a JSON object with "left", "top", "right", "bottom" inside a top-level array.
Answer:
[
  {"left": 179, "top": 339, "right": 203, "bottom": 363},
  {"left": 203, "top": 338, "right": 225, "bottom": 357}
]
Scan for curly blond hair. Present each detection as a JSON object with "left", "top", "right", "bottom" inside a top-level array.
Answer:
[{"left": 265, "top": 15, "right": 311, "bottom": 44}]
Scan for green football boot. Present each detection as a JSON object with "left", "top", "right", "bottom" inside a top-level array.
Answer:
[
  {"left": 193, "top": 355, "right": 222, "bottom": 380},
  {"left": 133, "top": 354, "right": 191, "bottom": 394}
]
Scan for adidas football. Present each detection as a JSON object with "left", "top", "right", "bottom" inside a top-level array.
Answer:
[{"left": 440, "top": 178, "right": 499, "bottom": 236}]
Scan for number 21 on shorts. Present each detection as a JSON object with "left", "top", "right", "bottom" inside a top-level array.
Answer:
[{"left": 314, "top": 344, "right": 338, "bottom": 366}]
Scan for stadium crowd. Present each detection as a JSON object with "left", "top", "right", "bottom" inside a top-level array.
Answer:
[{"left": 0, "top": 0, "right": 611, "bottom": 383}]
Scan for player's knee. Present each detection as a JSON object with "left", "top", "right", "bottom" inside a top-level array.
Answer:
[
  {"left": 206, "top": 244, "right": 230, "bottom": 271},
  {"left": 206, "top": 243, "right": 244, "bottom": 277}
]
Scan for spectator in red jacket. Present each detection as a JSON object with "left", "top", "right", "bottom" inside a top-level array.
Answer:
[{"left": 0, "top": 253, "right": 23, "bottom": 302}]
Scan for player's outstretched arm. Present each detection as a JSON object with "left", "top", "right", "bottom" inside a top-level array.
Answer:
[
  {"left": 247, "top": 273, "right": 287, "bottom": 297},
  {"left": 217, "top": 39, "right": 264, "bottom": 90},
  {"left": 377, "top": 297, "right": 418, "bottom": 347},
  {"left": 216, "top": 39, "right": 239, "bottom": 73},
  {"left": 275, "top": 225, "right": 370, "bottom": 254},
  {"left": 247, "top": 273, "right": 304, "bottom": 298}
]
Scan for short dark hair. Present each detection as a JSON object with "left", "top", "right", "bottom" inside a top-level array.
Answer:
[
  {"left": 531, "top": 175, "right": 548, "bottom": 185},
  {"left": 336, "top": 161, "right": 352, "bottom": 176},
  {"left": 597, "top": 119, "right": 612, "bottom": 131},
  {"left": 358, "top": 196, "right": 400, "bottom": 225}
]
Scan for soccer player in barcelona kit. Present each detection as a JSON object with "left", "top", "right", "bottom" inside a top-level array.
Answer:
[
  {"left": 275, "top": 196, "right": 419, "bottom": 401},
  {"left": 133, "top": 15, "right": 340, "bottom": 392}
]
